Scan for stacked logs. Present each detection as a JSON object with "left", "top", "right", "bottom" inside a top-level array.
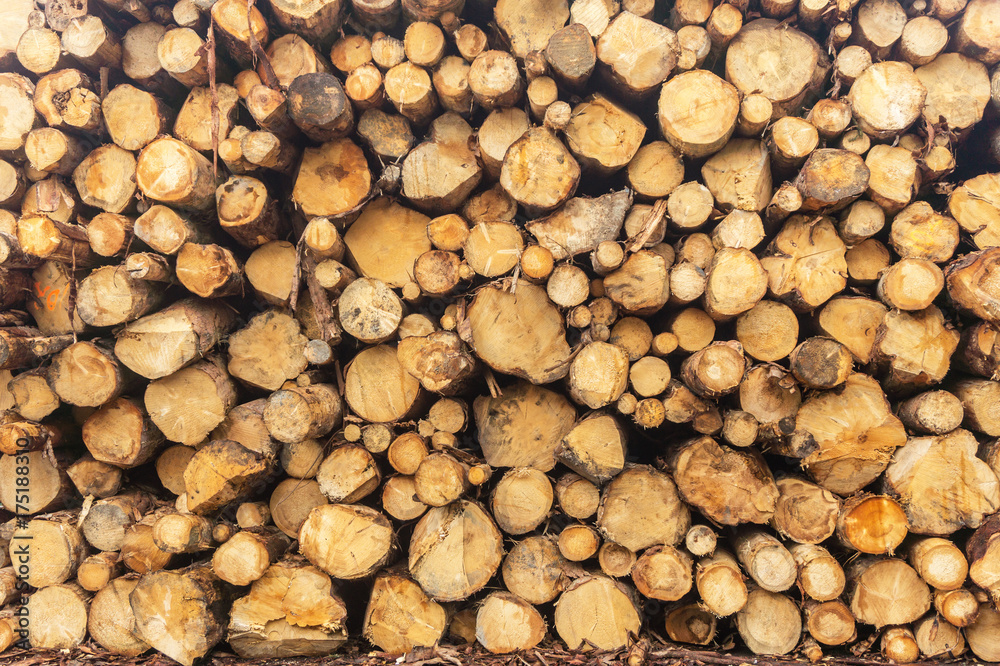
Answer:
[{"left": 2, "top": 0, "right": 1000, "bottom": 663}]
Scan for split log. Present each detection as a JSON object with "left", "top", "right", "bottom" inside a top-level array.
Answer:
[
  {"left": 363, "top": 569, "right": 446, "bottom": 654},
  {"left": 130, "top": 564, "right": 230, "bottom": 666},
  {"left": 408, "top": 500, "right": 502, "bottom": 600},
  {"left": 88, "top": 576, "right": 150, "bottom": 656},
  {"left": 553, "top": 576, "right": 640, "bottom": 651}
]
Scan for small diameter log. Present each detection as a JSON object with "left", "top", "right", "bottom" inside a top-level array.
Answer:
[
  {"left": 152, "top": 513, "right": 216, "bottom": 554},
  {"left": 897, "top": 390, "right": 964, "bottom": 434},
  {"left": 122, "top": 23, "right": 183, "bottom": 98},
  {"left": 848, "top": 557, "right": 931, "bottom": 628},
  {"left": 564, "top": 95, "right": 645, "bottom": 176},
  {"left": 631, "top": 545, "right": 692, "bottom": 601},
  {"left": 500, "top": 127, "right": 581, "bottom": 215},
  {"left": 0, "top": 450, "right": 70, "bottom": 514},
  {"left": 120, "top": 522, "right": 174, "bottom": 575},
  {"left": 130, "top": 564, "right": 230, "bottom": 666},
  {"left": 87, "top": 213, "right": 133, "bottom": 258},
  {"left": 157, "top": 28, "right": 215, "bottom": 88},
  {"left": 733, "top": 529, "right": 797, "bottom": 593},
  {"left": 24, "top": 128, "right": 86, "bottom": 177},
  {"left": 17, "top": 215, "right": 92, "bottom": 267},
  {"left": 502, "top": 535, "right": 570, "bottom": 605},
  {"left": 383, "top": 62, "right": 437, "bottom": 126},
  {"left": 736, "top": 588, "right": 801, "bottom": 656},
  {"left": 556, "top": 413, "right": 627, "bottom": 484},
  {"left": 476, "top": 592, "right": 546, "bottom": 654},
  {"left": 790, "top": 544, "right": 846, "bottom": 602},
  {"left": 77, "top": 266, "right": 161, "bottom": 328},
  {"left": 174, "top": 85, "right": 240, "bottom": 154},
  {"left": 78, "top": 552, "right": 123, "bottom": 592},
  {"left": 227, "top": 311, "right": 308, "bottom": 392},
  {"left": 317, "top": 444, "right": 380, "bottom": 504},
  {"left": 0, "top": 73, "right": 37, "bottom": 158},
  {"left": 48, "top": 341, "right": 128, "bottom": 408},
  {"left": 804, "top": 599, "right": 856, "bottom": 646},
  {"left": 175, "top": 243, "right": 244, "bottom": 299},
  {"left": 665, "top": 603, "right": 717, "bottom": 646},
  {"left": 363, "top": 569, "right": 446, "bottom": 654},
  {"left": 34, "top": 69, "right": 101, "bottom": 134},
  {"left": 935, "top": 588, "right": 980, "bottom": 627},
  {"left": 133, "top": 206, "right": 208, "bottom": 256},
  {"left": 8, "top": 369, "right": 59, "bottom": 421},
  {"left": 881, "top": 627, "right": 919, "bottom": 664},
  {"left": 184, "top": 439, "right": 271, "bottom": 514},
  {"left": 554, "top": 576, "right": 640, "bottom": 651}
]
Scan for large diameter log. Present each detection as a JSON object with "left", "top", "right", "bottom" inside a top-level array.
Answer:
[
  {"left": 115, "top": 298, "right": 237, "bottom": 380},
  {"left": 736, "top": 588, "right": 801, "bottom": 655},
  {"left": 474, "top": 381, "right": 575, "bottom": 471},
  {"left": 884, "top": 429, "right": 1000, "bottom": 535},
  {"left": 227, "top": 311, "right": 308, "bottom": 391},
  {"left": 726, "top": 19, "right": 823, "bottom": 117},
  {"left": 786, "top": 373, "right": 907, "bottom": 495},
  {"left": 135, "top": 137, "right": 216, "bottom": 212},
  {"left": 89, "top": 576, "right": 150, "bottom": 657},
  {"left": 596, "top": 464, "right": 690, "bottom": 552},
  {"left": 849, "top": 557, "right": 931, "bottom": 628},
  {"left": 363, "top": 569, "right": 447, "bottom": 654},
  {"left": 145, "top": 358, "right": 237, "bottom": 445},
  {"left": 10, "top": 517, "right": 86, "bottom": 588},
  {"left": 467, "top": 282, "right": 572, "bottom": 384},
  {"left": 185, "top": 439, "right": 271, "bottom": 514},
  {"left": 408, "top": 500, "right": 502, "bottom": 601},
  {"left": 499, "top": 127, "right": 580, "bottom": 215},
  {"left": 27, "top": 583, "right": 90, "bottom": 649},
  {"left": 554, "top": 576, "right": 640, "bottom": 651},
  {"left": 300, "top": 504, "right": 394, "bottom": 579},
  {"left": 658, "top": 70, "right": 739, "bottom": 158},
  {"left": 671, "top": 436, "right": 778, "bottom": 526},
  {"left": 228, "top": 560, "right": 347, "bottom": 658},
  {"left": 130, "top": 565, "right": 230, "bottom": 666}
]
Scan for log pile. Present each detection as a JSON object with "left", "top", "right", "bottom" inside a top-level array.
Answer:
[{"left": 2, "top": 0, "right": 1000, "bottom": 663}]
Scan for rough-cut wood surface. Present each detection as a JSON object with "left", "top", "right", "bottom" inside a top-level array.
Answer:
[{"left": 4, "top": 0, "right": 1000, "bottom": 663}]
